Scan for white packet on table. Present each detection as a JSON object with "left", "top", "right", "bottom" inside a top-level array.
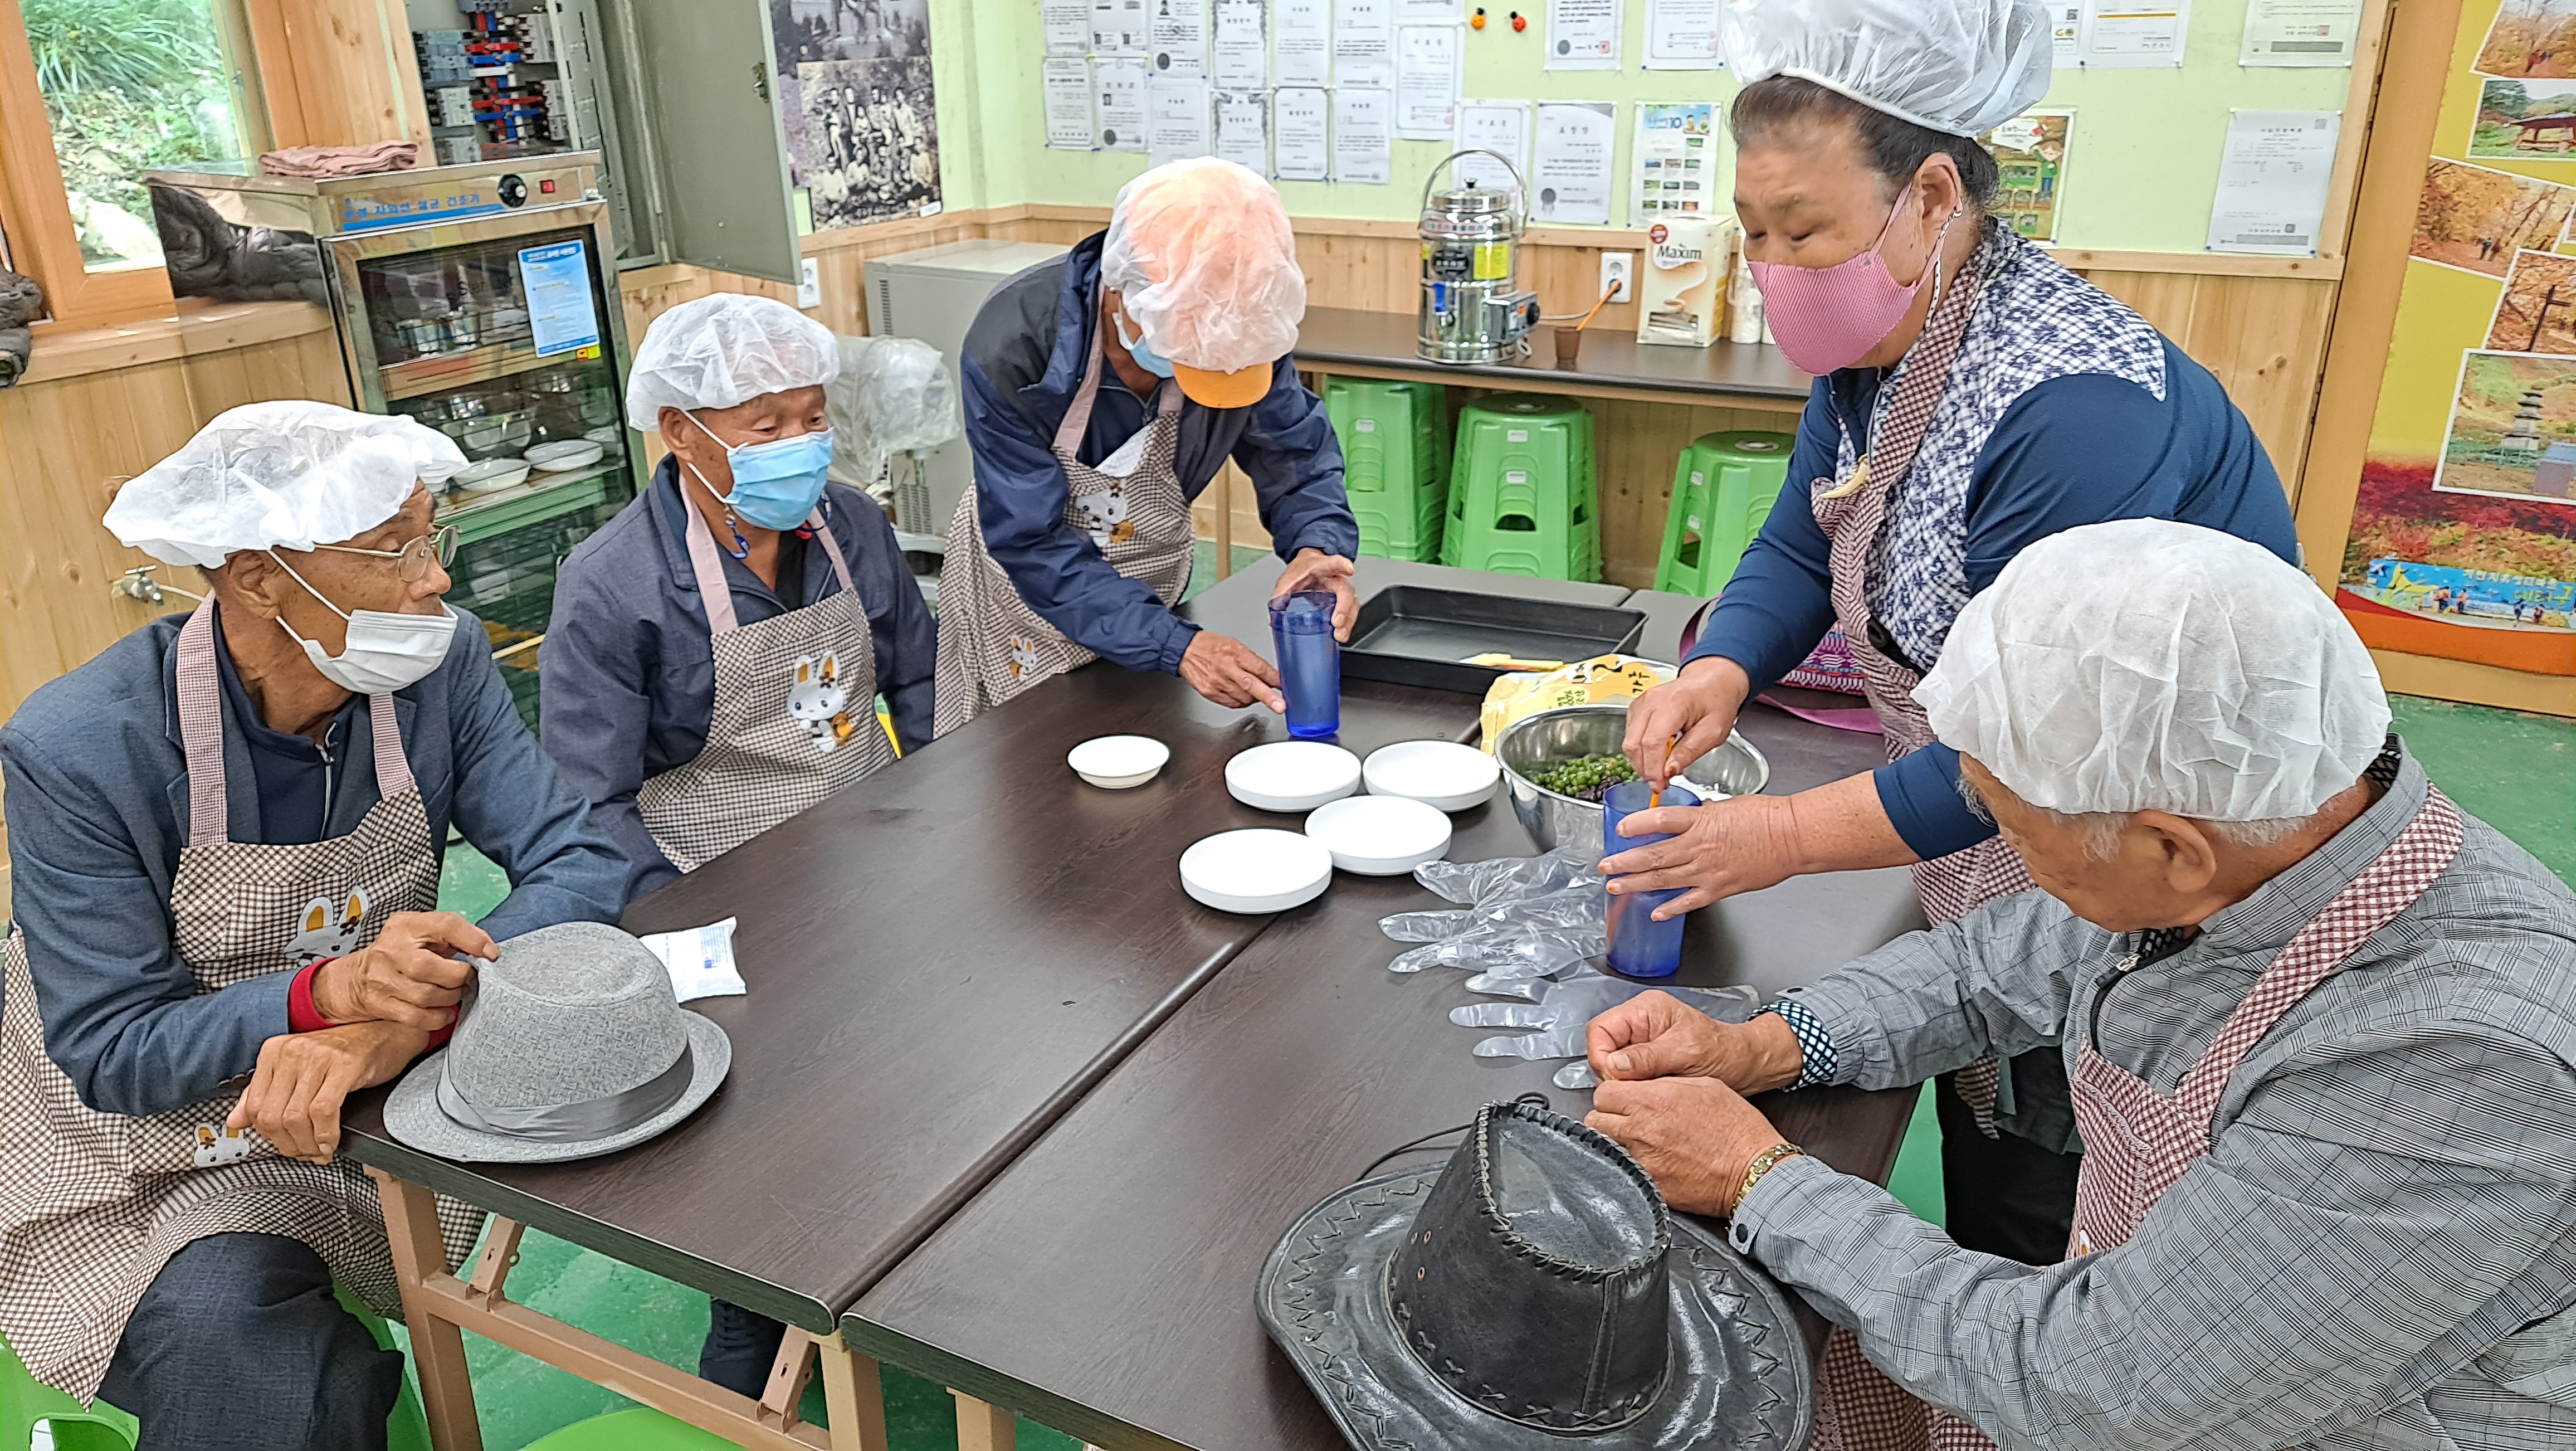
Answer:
[{"left": 638, "top": 917, "right": 745, "bottom": 1002}]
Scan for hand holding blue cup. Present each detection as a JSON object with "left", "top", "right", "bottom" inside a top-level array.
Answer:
[
  {"left": 1602, "top": 778, "right": 1700, "bottom": 978},
  {"left": 1269, "top": 590, "right": 1341, "bottom": 740}
]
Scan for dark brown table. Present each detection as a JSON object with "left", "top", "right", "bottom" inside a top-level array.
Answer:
[
  {"left": 845, "top": 626, "right": 1927, "bottom": 1447},
  {"left": 1295, "top": 305, "right": 1812, "bottom": 415}
]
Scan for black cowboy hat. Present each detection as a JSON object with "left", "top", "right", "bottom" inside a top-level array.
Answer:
[{"left": 1257, "top": 1099, "right": 1813, "bottom": 1450}]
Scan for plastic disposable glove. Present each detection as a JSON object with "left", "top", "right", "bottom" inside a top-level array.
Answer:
[
  {"left": 1380, "top": 882, "right": 1604, "bottom": 943},
  {"left": 1387, "top": 919, "right": 1604, "bottom": 979},
  {"left": 1412, "top": 843, "right": 1596, "bottom": 907},
  {"left": 1450, "top": 968, "right": 1759, "bottom": 1088}
]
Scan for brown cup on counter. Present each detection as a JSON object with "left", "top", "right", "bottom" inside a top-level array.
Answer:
[{"left": 1552, "top": 325, "right": 1584, "bottom": 369}]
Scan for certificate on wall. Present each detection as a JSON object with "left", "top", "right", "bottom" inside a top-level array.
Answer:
[
  {"left": 1395, "top": 0, "right": 1463, "bottom": 18},
  {"left": 1274, "top": 85, "right": 1330, "bottom": 179},
  {"left": 1216, "top": 87, "right": 1270, "bottom": 171},
  {"left": 1275, "top": 0, "right": 1331, "bottom": 86},
  {"left": 1044, "top": 0, "right": 1091, "bottom": 55},
  {"left": 1043, "top": 58, "right": 1097, "bottom": 149},
  {"left": 1096, "top": 56, "right": 1150, "bottom": 150},
  {"left": 1643, "top": 0, "right": 1722, "bottom": 69},
  {"left": 1213, "top": 0, "right": 1269, "bottom": 86},
  {"left": 1335, "top": 0, "right": 1394, "bottom": 86},
  {"left": 1149, "top": 75, "right": 1213, "bottom": 163},
  {"left": 1151, "top": 0, "right": 1209, "bottom": 77},
  {"left": 1452, "top": 99, "right": 1530, "bottom": 192},
  {"left": 1396, "top": 24, "right": 1461, "bottom": 138},
  {"left": 1531, "top": 101, "right": 1615, "bottom": 224},
  {"left": 2080, "top": 0, "right": 2189, "bottom": 67},
  {"left": 1631, "top": 100, "right": 1715, "bottom": 219},
  {"left": 517, "top": 241, "right": 600, "bottom": 357},
  {"left": 2238, "top": 0, "right": 2363, "bottom": 66},
  {"left": 1333, "top": 86, "right": 1394, "bottom": 183},
  {"left": 1094, "top": 0, "right": 1149, "bottom": 53},
  {"left": 1545, "top": 0, "right": 1620, "bottom": 69},
  {"left": 2205, "top": 109, "right": 2339, "bottom": 254},
  {"left": 2049, "top": 1, "right": 2084, "bottom": 65}
]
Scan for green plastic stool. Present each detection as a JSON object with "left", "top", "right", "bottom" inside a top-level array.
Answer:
[
  {"left": 1442, "top": 393, "right": 1601, "bottom": 582},
  {"left": 1326, "top": 378, "right": 1451, "bottom": 562},
  {"left": 1, "top": 1286, "right": 430, "bottom": 1451},
  {"left": 1653, "top": 430, "right": 1795, "bottom": 595},
  {"left": 521, "top": 1406, "right": 747, "bottom": 1448}
]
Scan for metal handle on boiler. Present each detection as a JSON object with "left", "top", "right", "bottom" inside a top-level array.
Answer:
[{"left": 1418, "top": 148, "right": 1531, "bottom": 230}]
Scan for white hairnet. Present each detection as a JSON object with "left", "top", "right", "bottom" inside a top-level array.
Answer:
[
  {"left": 626, "top": 292, "right": 840, "bottom": 430},
  {"left": 105, "top": 400, "right": 465, "bottom": 568},
  {"left": 826, "top": 333, "right": 959, "bottom": 488},
  {"left": 1721, "top": 0, "right": 2053, "bottom": 138},
  {"left": 1100, "top": 158, "right": 1304, "bottom": 374},
  {"left": 1914, "top": 520, "right": 2390, "bottom": 822}
]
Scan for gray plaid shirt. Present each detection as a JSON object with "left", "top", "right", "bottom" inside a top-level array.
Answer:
[{"left": 1731, "top": 748, "right": 2576, "bottom": 1450}]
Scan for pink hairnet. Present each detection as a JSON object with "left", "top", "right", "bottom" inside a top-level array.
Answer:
[{"left": 1100, "top": 158, "right": 1305, "bottom": 374}]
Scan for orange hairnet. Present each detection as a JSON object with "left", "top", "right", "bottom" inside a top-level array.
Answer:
[{"left": 1101, "top": 159, "right": 1305, "bottom": 408}]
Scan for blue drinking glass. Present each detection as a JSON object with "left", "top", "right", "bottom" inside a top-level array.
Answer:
[
  {"left": 1269, "top": 590, "right": 1341, "bottom": 739},
  {"left": 1602, "top": 778, "right": 1700, "bottom": 978}
]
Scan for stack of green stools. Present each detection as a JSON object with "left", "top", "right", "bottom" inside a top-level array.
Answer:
[
  {"left": 1326, "top": 378, "right": 1451, "bottom": 562},
  {"left": 1441, "top": 393, "right": 1601, "bottom": 582},
  {"left": 1653, "top": 430, "right": 1796, "bottom": 595}
]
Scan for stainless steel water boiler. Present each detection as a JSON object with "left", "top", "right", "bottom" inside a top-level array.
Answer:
[{"left": 1418, "top": 149, "right": 1541, "bottom": 364}]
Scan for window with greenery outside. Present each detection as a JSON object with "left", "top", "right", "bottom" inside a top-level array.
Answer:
[{"left": 21, "top": 0, "right": 253, "bottom": 271}]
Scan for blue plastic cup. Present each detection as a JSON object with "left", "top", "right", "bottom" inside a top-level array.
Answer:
[
  {"left": 1602, "top": 778, "right": 1700, "bottom": 979},
  {"left": 1269, "top": 590, "right": 1341, "bottom": 739}
]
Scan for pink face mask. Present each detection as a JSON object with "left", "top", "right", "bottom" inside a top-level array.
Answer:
[{"left": 1747, "top": 191, "right": 1958, "bottom": 376}]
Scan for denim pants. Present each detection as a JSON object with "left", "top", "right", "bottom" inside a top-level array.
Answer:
[{"left": 97, "top": 1232, "right": 402, "bottom": 1451}]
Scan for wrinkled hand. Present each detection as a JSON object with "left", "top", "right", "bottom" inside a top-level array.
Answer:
[
  {"left": 309, "top": 910, "right": 492, "bottom": 1032},
  {"left": 1602, "top": 793, "right": 1804, "bottom": 919},
  {"left": 1274, "top": 548, "right": 1359, "bottom": 642},
  {"left": 1588, "top": 1076, "right": 1788, "bottom": 1216},
  {"left": 1180, "top": 631, "right": 1286, "bottom": 711},
  {"left": 228, "top": 1020, "right": 432, "bottom": 1164},
  {"left": 1588, "top": 991, "right": 1803, "bottom": 1090},
  {"left": 1623, "top": 657, "right": 1751, "bottom": 788}
]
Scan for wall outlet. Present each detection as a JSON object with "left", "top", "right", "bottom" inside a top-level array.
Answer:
[
  {"left": 798, "top": 257, "right": 822, "bottom": 309},
  {"left": 1599, "top": 251, "right": 1634, "bottom": 304}
]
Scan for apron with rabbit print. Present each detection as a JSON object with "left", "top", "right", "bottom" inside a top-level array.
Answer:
[
  {"left": 0, "top": 598, "right": 482, "bottom": 1399},
  {"left": 636, "top": 498, "right": 895, "bottom": 874},
  {"left": 931, "top": 340, "right": 1194, "bottom": 737}
]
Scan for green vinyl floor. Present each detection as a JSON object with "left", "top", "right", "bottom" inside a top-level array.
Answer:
[{"left": 422, "top": 694, "right": 2571, "bottom": 1449}]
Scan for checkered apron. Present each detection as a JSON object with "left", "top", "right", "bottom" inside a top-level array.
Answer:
[
  {"left": 1799, "top": 237, "right": 2042, "bottom": 1451},
  {"left": 0, "top": 599, "right": 481, "bottom": 1400},
  {"left": 636, "top": 499, "right": 896, "bottom": 873},
  {"left": 931, "top": 341, "right": 1195, "bottom": 738}
]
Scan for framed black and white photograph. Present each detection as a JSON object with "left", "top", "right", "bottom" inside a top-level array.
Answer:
[
  {"left": 799, "top": 57, "right": 942, "bottom": 228},
  {"left": 772, "top": 0, "right": 931, "bottom": 64}
]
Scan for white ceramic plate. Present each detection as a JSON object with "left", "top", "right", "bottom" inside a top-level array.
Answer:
[
  {"left": 1067, "top": 734, "right": 1169, "bottom": 789},
  {"left": 1179, "top": 829, "right": 1333, "bottom": 913},
  {"left": 1224, "top": 741, "right": 1361, "bottom": 812},
  {"left": 1304, "top": 795, "right": 1452, "bottom": 876},
  {"left": 583, "top": 425, "right": 626, "bottom": 445},
  {"left": 452, "top": 457, "right": 531, "bottom": 494},
  {"left": 527, "top": 439, "right": 606, "bottom": 472},
  {"left": 1363, "top": 740, "right": 1502, "bottom": 812}
]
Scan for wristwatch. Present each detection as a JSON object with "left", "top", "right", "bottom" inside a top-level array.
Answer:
[{"left": 1734, "top": 1141, "right": 1805, "bottom": 1216}]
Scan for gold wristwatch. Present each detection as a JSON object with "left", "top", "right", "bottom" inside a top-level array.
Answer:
[{"left": 1734, "top": 1141, "right": 1805, "bottom": 1215}]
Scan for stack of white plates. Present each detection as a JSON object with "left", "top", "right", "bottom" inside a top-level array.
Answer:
[
  {"left": 1362, "top": 741, "right": 1501, "bottom": 812},
  {"left": 451, "top": 457, "right": 531, "bottom": 494},
  {"left": 1304, "top": 795, "right": 1452, "bottom": 875},
  {"left": 1067, "top": 734, "right": 1169, "bottom": 789},
  {"left": 527, "top": 439, "right": 607, "bottom": 473},
  {"left": 1180, "top": 829, "right": 1334, "bottom": 913},
  {"left": 1226, "top": 741, "right": 1361, "bottom": 812}
]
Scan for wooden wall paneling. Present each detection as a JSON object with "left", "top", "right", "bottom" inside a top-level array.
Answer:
[{"left": 249, "top": 0, "right": 432, "bottom": 150}]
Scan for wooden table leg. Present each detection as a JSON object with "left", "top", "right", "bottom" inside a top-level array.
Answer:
[
  {"left": 368, "top": 1168, "right": 484, "bottom": 1451},
  {"left": 815, "top": 1331, "right": 890, "bottom": 1451},
  {"left": 953, "top": 1391, "right": 1017, "bottom": 1451}
]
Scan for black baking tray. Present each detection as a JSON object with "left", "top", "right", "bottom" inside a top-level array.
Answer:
[{"left": 1340, "top": 585, "right": 1646, "bottom": 694}]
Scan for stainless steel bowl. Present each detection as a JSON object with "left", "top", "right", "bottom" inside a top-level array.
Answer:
[{"left": 1495, "top": 703, "right": 1769, "bottom": 852}]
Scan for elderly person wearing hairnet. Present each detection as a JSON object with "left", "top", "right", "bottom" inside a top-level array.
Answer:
[
  {"left": 0, "top": 401, "right": 626, "bottom": 1449},
  {"left": 541, "top": 293, "right": 935, "bottom": 908},
  {"left": 1585, "top": 520, "right": 2576, "bottom": 1451},
  {"left": 1610, "top": 0, "right": 2296, "bottom": 1277},
  {"left": 936, "top": 157, "right": 1359, "bottom": 732}
]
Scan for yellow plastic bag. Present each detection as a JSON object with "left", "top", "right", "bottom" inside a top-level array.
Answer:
[{"left": 1479, "top": 654, "right": 1676, "bottom": 754}]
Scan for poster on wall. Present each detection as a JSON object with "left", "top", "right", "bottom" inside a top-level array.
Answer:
[
  {"left": 2341, "top": 0, "right": 2576, "bottom": 674},
  {"left": 2206, "top": 109, "right": 2340, "bottom": 255},
  {"left": 1631, "top": 101, "right": 1715, "bottom": 220},
  {"left": 772, "top": 0, "right": 940, "bottom": 226},
  {"left": 1530, "top": 101, "right": 1615, "bottom": 224},
  {"left": 1980, "top": 109, "right": 2075, "bottom": 242}
]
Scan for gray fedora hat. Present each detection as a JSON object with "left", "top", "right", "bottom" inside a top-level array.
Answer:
[
  {"left": 384, "top": 920, "right": 730, "bottom": 1163},
  {"left": 1257, "top": 1099, "right": 1812, "bottom": 1451}
]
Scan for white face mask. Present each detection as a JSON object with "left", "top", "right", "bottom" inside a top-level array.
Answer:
[{"left": 266, "top": 551, "right": 457, "bottom": 694}]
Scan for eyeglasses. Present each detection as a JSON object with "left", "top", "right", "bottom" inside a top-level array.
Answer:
[{"left": 311, "top": 524, "right": 460, "bottom": 582}]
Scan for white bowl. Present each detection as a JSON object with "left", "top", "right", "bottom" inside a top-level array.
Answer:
[
  {"left": 1304, "top": 795, "right": 1452, "bottom": 876},
  {"left": 1179, "top": 829, "right": 1333, "bottom": 913},
  {"left": 1067, "top": 734, "right": 1169, "bottom": 789},
  {"left": 451, "top": 457, "right": 531, "bottom": 494},
  {"left": 1363, "top": 740, "right": 1502, "bottom": 812},
  {"left": 583, "top": 425, "right": 626, "bottom": 445},
  {"left": 1225, "top": 741, "right": 1361, "bottom": 812},
  {"left": 526, "top": 439, "right": 606, "bottom": 472}
]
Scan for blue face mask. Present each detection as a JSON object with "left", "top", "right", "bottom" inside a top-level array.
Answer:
[
  {"left": 685, "top": 413, "right": 835, "bottom": 532},
  {"left": 1113, "top": 311, "right": 1177, "bottom": 378}
]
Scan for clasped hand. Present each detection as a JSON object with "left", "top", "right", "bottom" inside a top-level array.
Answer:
[{"left": 1580, "top": 991, "right": 1806, "bottom": 1216}]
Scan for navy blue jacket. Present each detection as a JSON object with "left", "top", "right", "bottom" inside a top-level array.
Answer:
[
  {"left": 1690, "top": 343, "right": 2297, "bottom": 859},
  {"left": 541, "top": 459, "right": 937, "bottom": 902},
  {"left": 960, "top": 232, "right": 1358, "bottom": 673},
  {"left": 0, "top": 606, "right": 627, "bottom": 1117}
]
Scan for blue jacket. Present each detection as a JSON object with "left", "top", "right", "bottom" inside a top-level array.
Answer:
[
  {"left": 0, "top": 607, "right": 628, "bottom": 1117},
  {"left": 1691, "top": 343, "right": 2297, "bottom": 859},
  {"left": 541, "top": 460, "right": 937, "bottom": 900},
  {"left": 960, "top": 232, "right": 1358, "bottom": 673}
]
